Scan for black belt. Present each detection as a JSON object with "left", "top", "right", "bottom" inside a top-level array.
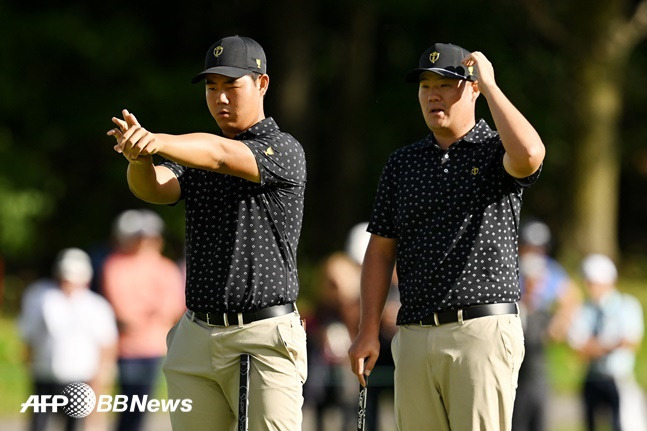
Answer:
[
  {"left": 190, "top": 303, "right": 296, "bottom": 327},
  {"left": 419, "top": 302, "right": 518, "bottom": 326}
]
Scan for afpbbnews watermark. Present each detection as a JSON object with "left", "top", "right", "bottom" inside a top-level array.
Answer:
[{"left": 20, "top": 383, "right": 192, "bottom": 418}]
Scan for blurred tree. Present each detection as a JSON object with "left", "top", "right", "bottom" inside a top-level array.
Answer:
[
  {"left": 519, "top": 0, "right": 647, "bottom": 260},
  {"left": 3, "top": 0, "right": 647, "bottom": 307}
]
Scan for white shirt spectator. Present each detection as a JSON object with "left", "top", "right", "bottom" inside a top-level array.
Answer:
[
  {"left": 568, "top": 289, "right": 643, "bottom": 379},
  {"left": 19, "top": 278, "right": 118, "bottom": 383}
]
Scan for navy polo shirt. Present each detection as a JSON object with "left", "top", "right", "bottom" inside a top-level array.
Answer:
[
  {"left": 368, "top": 119, "right": 540, "bottom": 325},
  {"left": 162, "top": 117, "right": 306, "bottom": 313}
]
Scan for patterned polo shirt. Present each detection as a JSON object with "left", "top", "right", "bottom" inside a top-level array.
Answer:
[
  {"left": 161, "top": 117, "right": 306, "bottom": 313},
  {"left": 368, "top": 119, "right": 540, "bottom": 325}
]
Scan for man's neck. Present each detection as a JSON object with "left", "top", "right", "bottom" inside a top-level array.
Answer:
[
  {"left": 223, "top": 114, "right": 266, "bottom": 139},
  {"left": 432, "top": 120, "right": 476, "bottom": 149}
]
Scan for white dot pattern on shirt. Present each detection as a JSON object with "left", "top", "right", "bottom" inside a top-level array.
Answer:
[
  {"left": 368, "top": 120, "right": 541, "bottom": 324},
  {"left": 162, "top": 118, "right": 306, "bottom": 312}
]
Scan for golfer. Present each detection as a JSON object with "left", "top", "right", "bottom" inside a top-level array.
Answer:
[
  {"left": 348, "top": 42, "right": 545, "bottom": 430},
  {"left": 108, "top": 35, "right": 307, "bottom": 430}
]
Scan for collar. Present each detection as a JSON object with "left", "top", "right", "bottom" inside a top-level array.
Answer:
[
  {"left": 419, "top": 119, "right": 496, "bottom": 150},
  {"left": 234, "top": 117, "right": 279, "bottom": 140},
  {"left": 595, "top": 289, "right": 621, "bottom": 309}
]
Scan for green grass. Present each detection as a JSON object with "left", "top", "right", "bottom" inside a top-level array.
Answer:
[
  {"left": 1, "top": 273, "right": 646, "bottom": 430},
  {"left": 0, "top": 315, "right": 169, "bottom": 420},
  {"left": 0, "top": 316, "right": 30, "bottom": 417}
]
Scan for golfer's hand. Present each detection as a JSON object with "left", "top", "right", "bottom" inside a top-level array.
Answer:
[
  {"left": 462, "top": 51, "right": 496, "bottom": 97},
  {"left": 348, "top": 332, "right": 380, "bottom": 387},
  {"left": 107, "top": 109, "right": 156, "bottom": 164}
]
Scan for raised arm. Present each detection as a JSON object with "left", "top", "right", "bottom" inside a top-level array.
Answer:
[
  {"left": 348, "top": 234, "right": 397, "bottom": 386},
  {"left": 462, "top": 52, "right": 545, "bottom": 178},
  {"left": 108, "top": 109, "right": 260, "bottom": 183},
  {"left": 127, "top": 163, "right": 179, "bottom": 205}
]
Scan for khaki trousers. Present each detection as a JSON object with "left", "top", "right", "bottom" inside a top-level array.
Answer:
[
  {"left": 162, "top": 310, "right": 307, "bottom": 430},
  {"left": 392, "top": 314, "right": 524, "bottom": 431}
]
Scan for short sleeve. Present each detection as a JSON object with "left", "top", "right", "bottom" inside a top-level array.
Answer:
[
  {"left": 243, "top": 135, "right": 306, "bottom": 189},
  {"left": 513, "top": 163, "right": 542, "bottom": 188},
  {"left": 18, "top": 281, "right": 54, "bottom": 342},
  {"left": 368, "top": 155, "right": 398, "bottom": 239},
  {"left": 158, "top": 160, "right": 187, "bottom": 202},
  {"left": 622, "top": 295, "right": 644, "bottom": 343},
  {"left": 159, "top": 160, "right": 186, "bottom": 180}
]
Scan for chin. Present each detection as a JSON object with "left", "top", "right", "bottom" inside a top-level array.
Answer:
[
  {"left": 216, "top": 119, "right": 236, "bottom": 132},
  {"left": 426, "top": 119, "right": 447, "bottom": 130}
]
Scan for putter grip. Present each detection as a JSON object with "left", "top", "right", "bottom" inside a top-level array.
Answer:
[
  {"left": 238, "top": 354, "right": 250, "bottom": 431},
  {"left": 357, "top": 375, "right": 368, "bottom": 430}
]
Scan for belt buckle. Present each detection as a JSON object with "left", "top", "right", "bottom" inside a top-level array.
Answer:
[
  {"left": 205, "top": 313, "right": 217, "bottom": 327},
  {"left": 221, "top": 313, "right": 244, "bottom": 327}
]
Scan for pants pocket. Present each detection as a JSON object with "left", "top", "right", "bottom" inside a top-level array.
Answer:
[
  {"left": 165, "top": 314, "right": 183, "bottom": 350},
  {"left": 276, "top": 315, "right": 308, "bottom": 384}
]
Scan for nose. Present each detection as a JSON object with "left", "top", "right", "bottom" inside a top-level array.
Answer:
[
  {"left": 427, "top": 87, "right": 441, "bottom": 101},
  {"left": 217, "top": 90, "right": 229, "bottom": 104}
]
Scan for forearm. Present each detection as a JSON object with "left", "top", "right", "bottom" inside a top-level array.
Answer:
[
  {"left": 126, "top": 161, "right": 178, "bottom": 204},
  {"left": 579, "top": 337, "right": 627, "bottom": 359},
  {"left": 358, "top": 238, "right": 397, "bottom": 336},
  {"left": 348, "top": 235, "right": 397, "bottom": 383},
  {"left": 155, "top": 133, "right": 225, "bottom": 171},
  {"left": 483, "top": 85, "right": 545, "bottom": 177}
]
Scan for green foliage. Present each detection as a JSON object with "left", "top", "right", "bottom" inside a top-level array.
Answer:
[
  {"left": 0, "top": 0, "right": 646, "bottom": 301},
  {"left": 0, "top": 181, "right": 53, "bottom": 257},
  {"left": 0, "top": 316, "right": 30, "bottom": 416}
]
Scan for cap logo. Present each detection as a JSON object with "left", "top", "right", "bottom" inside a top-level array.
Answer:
[
  {"left": 256, "top": 59, "right": 262, "bottom": 69},
  {"left": 468, "top": 66, "right": 474, "bottom": 76},
  {"left": 213, "top": 46, "right": 224, "bottom": 58},
  {"left": 429, "top": 51, "right": 440, "bottom": 64},
  {"left": 471, "top": 167, "right": 480, "bottom": 176}
]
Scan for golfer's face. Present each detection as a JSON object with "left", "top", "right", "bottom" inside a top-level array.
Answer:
[
  {"left": 418, "top": 72, "right": 474, "bottom": 132},
  {"left": 205, "top": 74, "right": 264, "bottom": 138}
]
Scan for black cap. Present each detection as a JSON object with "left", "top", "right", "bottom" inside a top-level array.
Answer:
[
  {"left": 405, "top": 43, "right": 476, "bottom": 83},
  {"left": 191, "top": 35, "right": 267, "bottom": 84}
]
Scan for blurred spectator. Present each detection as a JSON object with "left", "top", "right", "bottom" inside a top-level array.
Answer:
[
  {"left": 18, "top": 248, "right": 118, "bottom": 431},
  {"left": 513, "top": 220, "right": 580, "bottom": 431},
  {"left": 304, "top": 222, "right": 398, "bottom": 431},
  {"left": 567, "top": 254, "right": 646, "bottom": 431},
  {"left": 304, "top": 251, "right": 361, "bottom": 431},
  {"left": 100, "top": 209, "right": 185, "bottom": 431},
  {"left": 518, "top": 220, "right": 580, "bottom": 340},
  {"left": 344, "top": 222, "right": 371, "bottom": 267}
]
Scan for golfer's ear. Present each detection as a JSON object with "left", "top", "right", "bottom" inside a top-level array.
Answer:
[
  {"left": 471, "top": 80, "right": 480, "bottom": 100},
  {"left": 258, "top": 74, "right": 269, "bottom": 97}
]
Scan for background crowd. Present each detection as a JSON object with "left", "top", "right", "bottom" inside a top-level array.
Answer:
[{"left": 12, "top": 213, "right": 646, "bottom": 431}]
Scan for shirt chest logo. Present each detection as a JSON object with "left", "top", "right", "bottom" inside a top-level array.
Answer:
[
  {"left": 264, "top": 146, "right": 274, "bottom": 156},
  {"left": 471, "top": 166, "right": 480, "bottom": 176}
]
